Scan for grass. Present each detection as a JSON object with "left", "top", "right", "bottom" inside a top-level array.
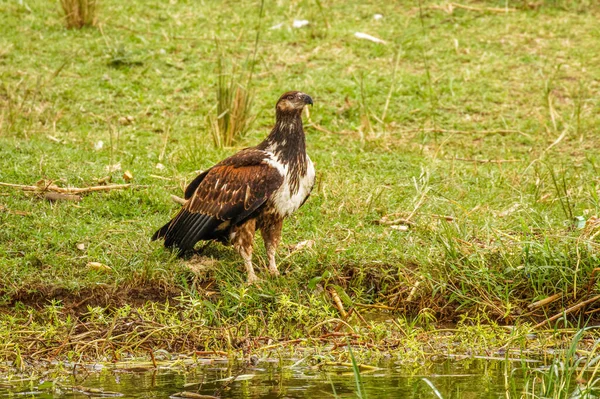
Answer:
[
  {"left": 59, "top": 0, "right": 98, "bottom": 29},
  {"left": 211, "top": 58, "right": 255, "bottom": 148},
  {"left": 512, "top": 327, "right": 600, "bottom": 398},
  {"left": 1, "top": 0, "right": 600, "bottom": 371}
]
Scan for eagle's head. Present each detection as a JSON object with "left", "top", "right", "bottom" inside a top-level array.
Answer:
[{"left": 276, "top": 91, "right": 313, "bottom": 114}]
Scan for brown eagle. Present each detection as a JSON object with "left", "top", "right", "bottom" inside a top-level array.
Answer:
[{"left": 152, "top": 91, "right": 315, "bottom": 283}]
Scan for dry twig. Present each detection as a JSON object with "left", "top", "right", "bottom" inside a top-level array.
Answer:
[
  {"left": 535, "top": 295, "right": 600, "bottom": 329},
  {"left": 171, "top": 194, "right": 187, "bottom": 205},
  {"left": 452, "top": 158, "right": 520, "bottom": 164},
  {"left": 0, "top": 181, "right": 134, "bottom": 194},
  {"left": 44, "top": 192, "right": 82, "bottom": 202},
  {"left": 528, "top": 293, "right": 562, "bottom": 310}
]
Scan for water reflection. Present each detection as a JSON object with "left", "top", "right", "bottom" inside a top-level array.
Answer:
[{"left": 1, "top": 359, "right": 526, "bottom": 398}]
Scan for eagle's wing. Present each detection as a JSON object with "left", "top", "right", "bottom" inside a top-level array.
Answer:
[
  {"left": 183, "top": 170, "right": 209, "bottom": 200},
  {"left": 152, "top": 150, "right": 284, "bottom": 252}
]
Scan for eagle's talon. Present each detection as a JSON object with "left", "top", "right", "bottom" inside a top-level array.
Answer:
[
  {"left": 246, "top": 274, "right": 260, "bottom": 285},
  {"left": 268, "top": 268, "right": 280, "bottom": 277}
]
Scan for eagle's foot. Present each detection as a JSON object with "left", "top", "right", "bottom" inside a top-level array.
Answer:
[
  {"left": 268, "top": 266, "right": 280, "bottom": 277},
  {"left": 246, "top": 272, "right": 260, "bottom": 285}
]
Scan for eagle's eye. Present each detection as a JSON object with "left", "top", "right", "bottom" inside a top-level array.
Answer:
[{"left": 286, "top": 95, "right": 294, "bottom": 100}]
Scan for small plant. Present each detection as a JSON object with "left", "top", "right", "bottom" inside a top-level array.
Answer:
[
  {"left": 0, "top": 80, "right": 40, "bottom": 136},
  {"left": 210, "top": 62, "right": 254, "bottom": 148},
  {"left": 60, "top": 0, "right": 98, "bottom": 29},
  {"left": 517, "top": 327, "right": 600, "bottom": 398}
]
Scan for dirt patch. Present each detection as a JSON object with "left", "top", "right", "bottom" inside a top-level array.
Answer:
[{"left": 2, "top": 282, "right": 183, "bottom": 314}]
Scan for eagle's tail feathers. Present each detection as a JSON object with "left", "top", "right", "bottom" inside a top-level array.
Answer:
[
  {"left": 179, "top": 214, "right": 216, "bottom": 252},
  {"left": 157, "top": 211, "right": 219, "bottom": 254},
  {"left": 167, "top": 211, "right": 195, "bottom": 247},
  {"left": 151, "top": 221, "right": 170, "bottom": 241}
]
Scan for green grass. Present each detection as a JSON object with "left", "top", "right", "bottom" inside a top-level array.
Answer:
[
  {"left": 512, "top": 327, "right": 600, "bottom": 398},
  {"left": 1, "top": 0, "right": 600, "bottom": 361}
]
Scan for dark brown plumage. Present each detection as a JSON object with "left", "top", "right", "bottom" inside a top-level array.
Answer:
[{"left": 152, "top": 91, "right": 315, "bottom": 283}]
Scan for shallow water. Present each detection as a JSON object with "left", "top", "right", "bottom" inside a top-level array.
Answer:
[{"left": 1, "top": 358, "right": 529, "bottom": 398}]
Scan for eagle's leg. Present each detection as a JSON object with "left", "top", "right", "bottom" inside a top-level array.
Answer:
[
  {"left": 260, "top": 217, "right": 283, "bottom": 276},
  {"left": 232, "top": 219, "right": 259, "bottom": 284},
  {"left": 238, "top": 246, "right": 258, "bottom": 284}
]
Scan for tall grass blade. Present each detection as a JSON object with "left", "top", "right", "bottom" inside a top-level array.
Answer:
[
  {"left": 421, "top": 378, "right": 444, "bottom": 399},
  {"left": 328, "top": 375, "right": 340, "bottom": 399},
  {"left": 348, "top": 343, "right": 366, "bottom": 399}
]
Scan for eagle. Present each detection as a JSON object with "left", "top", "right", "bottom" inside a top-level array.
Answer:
[{"left": 152, "top": 91, "right": 315, "bottom": 283}]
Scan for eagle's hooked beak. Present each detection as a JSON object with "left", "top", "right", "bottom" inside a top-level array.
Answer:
[{"left": 302, "top": 94, "right": 313, "bottom": 106}]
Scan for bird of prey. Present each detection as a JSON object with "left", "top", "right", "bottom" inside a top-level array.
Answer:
[{"left": 152, "top": 91, "right": 315, "bottom": 283}]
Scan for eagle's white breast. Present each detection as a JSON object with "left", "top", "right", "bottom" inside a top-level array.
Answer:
[{"left": 264, "top": 152, "right": 315, "bottom": 217}]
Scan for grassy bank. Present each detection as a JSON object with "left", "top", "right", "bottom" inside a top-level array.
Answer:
[{"left": 1, "top": 0, "right": 600, "bottom": 362}]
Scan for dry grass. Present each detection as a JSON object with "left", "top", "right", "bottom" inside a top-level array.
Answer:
[
  {"left": 210, "top": 70, "right": 254, "bottom": 148},
  {"left": 60, "top": 0, "right": 98, "bottom": 29},
  {"left": 0, "top": 295, "right": 574, "bottom": 365},
  {"left": 210, "top": 45, "right": 254, "bottom": 148}
]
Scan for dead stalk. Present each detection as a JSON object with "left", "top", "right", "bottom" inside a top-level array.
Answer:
[{"left": 0, "top": 182, "right": 134, "bottom": 194}]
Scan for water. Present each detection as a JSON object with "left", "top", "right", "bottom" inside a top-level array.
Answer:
[{"left": 1, "top": 358, "right": 531, "bottom": 398}]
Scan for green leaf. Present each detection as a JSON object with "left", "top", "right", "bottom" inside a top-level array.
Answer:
[
  {"left": 308, "top": 276, "right": 322, "bottom": 290},
  {"left": 330, "top": 284, "right": 353, "bottom": 307}
]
